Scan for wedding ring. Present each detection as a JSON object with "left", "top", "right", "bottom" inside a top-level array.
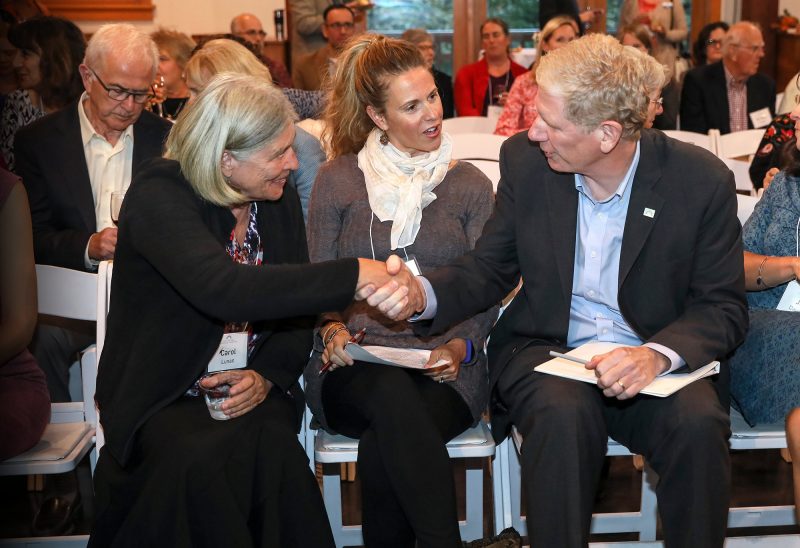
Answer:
[{"left": 617, "top": 380, "right": 625, "bottom": 390}]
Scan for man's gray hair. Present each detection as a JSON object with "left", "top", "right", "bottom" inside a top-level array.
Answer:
[
  {"left": 84, "top": 23, "right": 158, "bottom": 78},
  {"left": 536, "top": 33, "right": 666, "bottom": 140}
]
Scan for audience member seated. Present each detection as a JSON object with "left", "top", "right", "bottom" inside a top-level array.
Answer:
[
  {"left": 619, "top": 0, "right": 687, "bottom": 81},
  {"left": 148, "top": 28, "right": 194, "bottom": 121},
  {"left": 0, "top": 16, "right": 84, "bottom": 171},
  {"left": 454, "top": 17, "right": 526, "bottom": 117},
  {"left": 0, "top": 10, "right": 17, "bottom": 117},
  {"left": 494, "top": 15, "right": 577, "bottom": 136},
  {"left": 692, "top": 21, "right": 728, "bottom": 67},
  {"left": 749, "top": 90, "right": 796, "bottom": 192},
  {"left": 230, "top": 12, "right": 293, "bottom": 88},
  {"left": 288, "top": 0, "right": 368, "bottom": 59},
  {"left": 681, "top": 21, "right": 775, "bottom": 135},
  {"left": 292, "top": 4, "right": 355, "bottom": 91},
  {"left": 184, "top": 38, "right": 325, "bottom": 221},
  {"left": 304, "top": 34, "right": 496, "bottom": 547},
  {"left": 0, "top": 168, "right": 49, "bottom": 461},
  {"left": 16, "top": 23, "right": 170, "bottom": 403},
  {"left": 401, "top": 28, "right": 454, "bottom": 119},
  {"left": 729, "top": 105, "right": 800, "bottom": 521},
  {"left": 619, "top": 24, "right": 678, "bottom": 130},
  {"left": 89, "top": 73, "right": 391, "bottom": 547}
]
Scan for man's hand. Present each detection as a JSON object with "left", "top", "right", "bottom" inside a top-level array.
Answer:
[
  {"left": 361, "top": 255, "right": 426, "bottom": 320},
  {"left": 585, "top": 346, "right": 670, "bottom": 400},
  {"left": 200, "top": 369, "right": 272, "bottom": 419},
  {"left": 88, "top": 228, "right": 117, "bottom": 260}
]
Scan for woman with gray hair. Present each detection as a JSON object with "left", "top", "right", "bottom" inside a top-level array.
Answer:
[
  {"left": 89, "top": 73, "right": 387, "bottom": 547},
  {"left": 400, "top": 28, "right": 454, "bottom": 118}
]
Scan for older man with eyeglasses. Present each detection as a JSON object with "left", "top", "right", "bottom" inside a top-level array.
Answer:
[
  {"left": 14, "top": 23, "right": 170, "bottom": 403},
  {"left": 681, "top": 21, "right": 776, "bottom": 135},
  {"left": 230, "top": 12, "right": 294, "bottom": 88}
]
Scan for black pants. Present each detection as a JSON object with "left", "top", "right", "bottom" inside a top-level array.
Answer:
[
  {"left": 322, "top": 361, "right": 473, "bottom": 548},
  {"left": 29, "top": 319, "right": 94, "bottom": 402},
  {"left": 497, "top": 344, "right": 731, "bottom": 548},
  {"left": 90, "top": 391, "right": 334, "bottom": 548}
]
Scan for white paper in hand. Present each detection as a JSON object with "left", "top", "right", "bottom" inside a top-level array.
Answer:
[{"left": 345, "top": 344, "right": 449, "bottom": 369}]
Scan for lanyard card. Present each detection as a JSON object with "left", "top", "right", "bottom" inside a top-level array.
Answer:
[
  {"left": 208, "top": 332, "right": 248, "bottom": 373},
  {"left": 404, "top": 255, "right": 422, "bottom": 276}
]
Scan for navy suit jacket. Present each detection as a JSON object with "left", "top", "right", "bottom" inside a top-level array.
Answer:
[
  {"left": 680, "top": 61, "right": 775, "bottom": 135},
  {"left": 420, "top": 130, "right": 748, "bottom": 438},
  {"left": 15, "top": 102, "right": 171, "bottom": 271}
]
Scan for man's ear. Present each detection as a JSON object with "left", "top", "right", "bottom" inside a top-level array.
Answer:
[
  {"left": 366, "top": 105, "right": 388, "bottom": 131},
  {"left": 598, "top": 120, "right": 623, "bottom": 154}
]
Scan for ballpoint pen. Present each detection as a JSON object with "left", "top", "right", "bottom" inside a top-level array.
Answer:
[
  {"left": 548, "top": 350, "right": 589, "bottom": 365},
  {"left": 319, "top": 328, "right": 367, "bottom": 375}
]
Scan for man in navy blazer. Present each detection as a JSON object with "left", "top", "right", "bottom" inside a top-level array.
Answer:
[
  {"left": 366, "top": 35, "right": 747, "bottom": 547},
  {"left": 15, "top": 23, "right": 170, "bottom": 402},
  {"left": 681, "top": 21, "right": 775, "bottom": 134}
]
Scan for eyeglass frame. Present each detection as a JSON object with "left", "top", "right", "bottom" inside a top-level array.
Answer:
[
  {"left": 730, "top": 42, "right": 765, "bottom": 54},
  {"left": 88, "top": 67, "right": 155, "bottom": 104},
  {"left": 705, "top": 38, "right": 723, "bottom": 48},
  {"left": 238, "top": 29, "right": 267, "bottom": 38},
  {"left": 325, "top": 21, "right": 355, "bottom": 30},
  {"left": 650, "top": 97, "right": 664, "bottom": 106}
]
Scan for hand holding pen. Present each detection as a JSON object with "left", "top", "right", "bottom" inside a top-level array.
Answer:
[{"left": 320, "top": 327, "right": 367, "bottom": 376}]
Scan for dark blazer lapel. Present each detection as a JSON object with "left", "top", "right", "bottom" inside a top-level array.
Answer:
[
  {"left": 544, "top": 169, "right": 578, "bottom": 304},
  {"left": 132, "top": 113, "right": 168, "bottom": 175},
  {"left": 710, "top": 62, "right": 730, "bottom": 134},
  {"left": 58, "top": 105, "right": 97, "bottom": 232},
  {"left": 619, "top": 136, "right": 664, "bottom": 288}
]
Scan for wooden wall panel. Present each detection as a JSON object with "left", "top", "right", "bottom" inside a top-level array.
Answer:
[{"left": 40, "top": 0, "right": 154, "bottom": 21}]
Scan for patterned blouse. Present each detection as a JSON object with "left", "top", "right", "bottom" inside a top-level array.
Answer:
[
  {"left": 749, "top": 114, "right": 795, "bottom": 190},
  {"left": 494, "top": 72, "right": 538, "bottom": 137},
  {"left": 0, "top": 90, "right": 44, "bottom": 172}
]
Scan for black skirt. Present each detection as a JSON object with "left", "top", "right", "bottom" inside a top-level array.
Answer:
[{"left": 89, "top": 391, "right": 333, "bottom": 548}]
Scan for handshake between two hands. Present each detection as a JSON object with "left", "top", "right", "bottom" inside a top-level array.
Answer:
[{"left": 354, "top": 255, "right": 427, "bottom": 321}]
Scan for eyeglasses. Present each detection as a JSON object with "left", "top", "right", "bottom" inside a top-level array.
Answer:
[
  {"left": 706, "top": 38, "right": 723, "bottom": 48},
  {"left": 731, "top": 43, "right": 765, "bottom": 54},
  {"left": 325, "top": 22, "right": 354, "bottom": 30},
  {"left": 89, "top": 68, "right": 154, "bottom": 104},
  {"left": 240, "top": 29, "right": 267, "bottom": 38},
  {"left": 650, "top": 97, "right": 664, "bottom": 106}
]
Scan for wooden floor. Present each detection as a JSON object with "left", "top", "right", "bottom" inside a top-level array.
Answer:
[{"left": 0, "top": 448, "right": 796, "bottom": 543}]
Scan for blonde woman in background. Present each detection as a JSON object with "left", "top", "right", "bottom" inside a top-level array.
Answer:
[
  {"left": 494, "top": 15, "right": 578, "bottom": 136},
  {"left": 149, "top": 28, "right": 195, "bottom": 121}
]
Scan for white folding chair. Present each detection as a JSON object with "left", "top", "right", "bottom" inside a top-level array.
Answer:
[
  {"left": 449, "top": 133, "right": 507, "bottom": 162},
  {"left": 0, "top": 265, "right": 99, "bottom": 546},
  {"left": 493, "top": 428, "right": 659, "bottom": 540},
  {"left": 662, "top": 129, "right": 718, "bottom": 155},
  {"left": 314, "top": 420, "right": 496, "bottom": 547},
  {"left": 717, "top": 129, "right": 765, "bottom": 161},
  {"left": 737, "top": 193, "right": 760, "bottom": 226},
  {"left": 724, "top": 158, "right": 757, "bottom": 196},
  {"left": 443, "top": 116, "right": 498, "bottom": 134}
]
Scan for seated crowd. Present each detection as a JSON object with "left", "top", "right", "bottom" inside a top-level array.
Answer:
[{"left": 2, "top": 5, "right": 800, "bottom": 547}]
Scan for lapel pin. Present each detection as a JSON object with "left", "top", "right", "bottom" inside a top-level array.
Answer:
[{"left": 643, "top": 208, "right": 655, "bottom": 218}]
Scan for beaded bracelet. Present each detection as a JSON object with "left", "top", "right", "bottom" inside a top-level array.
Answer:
[
  {"left": 321, "top": 321, "right": 345, "bottom": 343},
  {"left": 756, "top": 256, "right": 770, "bottom": 288},
  {"left": 324, "top": 326, "right": 349, "bottom": 347}
]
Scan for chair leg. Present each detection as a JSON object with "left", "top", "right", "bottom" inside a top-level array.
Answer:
[{"left": 638, "top": 461, "right": 659, "bottom": 541}]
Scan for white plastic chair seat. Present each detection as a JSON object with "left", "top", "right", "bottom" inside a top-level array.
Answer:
[
  {"left": 449, "top": 132, "right": 507, "bottom": 162},
  {"left": 737, "top": 193, "right": 760, "bottom": 225},
  {"left": 724, "top": 158, "right": 756, "bottom": 195},
  {"left": 718, "top": 128, "right": 765, "bottom": 160},
  {"left": 662, "top": 130, "right": 717, "bottom": 153}
]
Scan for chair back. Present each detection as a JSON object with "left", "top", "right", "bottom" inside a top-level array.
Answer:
[
  {"left": 35, "top": 265, "right": 97, "bottom": 321},
  {"left": 93, "top": 260, "right": 114, "bottom": 454},
  {"left": 717, "top": 129, "right": 764, "bottom": 160},
  {"left": 443, "top": 116, "right": 497, "bottom": 134},
  {"left": 736, "top": 193, "right": 760, "bottom": 225},
  {"left": 450, "top": 133, "right": 506, "bottom": 161},
  {"left": 723, "top": 158, "right": 756, "bottom": 196},
  {"left": 662, "top": 130, "right": 717, "bottom": 154}
]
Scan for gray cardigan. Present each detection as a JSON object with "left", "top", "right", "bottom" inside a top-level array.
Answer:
[{"left": 303, "top": 154, "right": 498, "bottom": 428}]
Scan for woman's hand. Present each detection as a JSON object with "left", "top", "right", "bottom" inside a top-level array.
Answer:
[
  {"left": 200, "top": 370, "right": 272, "bottom": 419},
  {"left": 321, "top": 323, "right": 355, "bottom": 372},
  {"left": 763, "top": 167, "right": 780, "bottom": 191},
  {"left": 423, "top": 339, "right": 466, "bottom": 383}
]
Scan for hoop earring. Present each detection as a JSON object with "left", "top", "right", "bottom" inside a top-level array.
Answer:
[{"left": 379, "top": 130, "right": 389, "bottom": 146}]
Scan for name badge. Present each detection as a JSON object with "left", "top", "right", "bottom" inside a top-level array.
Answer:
[
  {"left": 487, "top": 105, "right": 503, "bottom": 125},
  {"left": 404, "top": 256, "right": 422, "bottom": 276},
  {"left": 749, "top": 107, "right": 772, "bottom": 129},
  {"left": 777, "top": 281, "right": 800, "bottom": 312},
  {"left": 208, "top": 332, "right": 248, "bottom": 373}
]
